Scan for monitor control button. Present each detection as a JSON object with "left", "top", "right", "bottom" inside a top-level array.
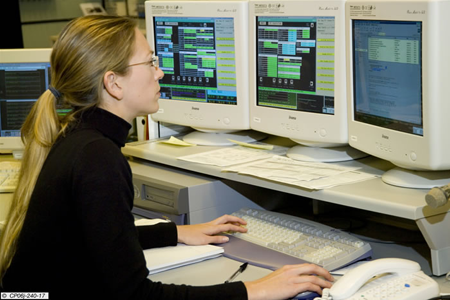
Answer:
[
  {"left": 410, "top": 152, "right": 417, "bottom": 161},
  {"left": 223, "top": 118, "right": 230, "bottom": 125},
  {"left": 319, "top": 128, "right": 327, "bottom": 137}
]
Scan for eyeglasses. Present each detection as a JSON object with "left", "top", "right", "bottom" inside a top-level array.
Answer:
[{"left": 127, "top": 55, "right": 159, "bottom": 69}]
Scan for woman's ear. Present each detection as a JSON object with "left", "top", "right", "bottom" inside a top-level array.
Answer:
[{"left": 103, "top": 71, "right": 124, "bottom": 100}]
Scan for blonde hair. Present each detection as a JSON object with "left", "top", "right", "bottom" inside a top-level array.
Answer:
[{"left": 0, "top": 15, "right": 137, "bottom": 281}]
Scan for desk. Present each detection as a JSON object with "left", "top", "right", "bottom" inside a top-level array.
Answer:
[
  {"left": 148, "top": 256, "right": 271, "bottom": 286},
  {"left": 123, "top": 136, "right": 450, "bottom": 276},
  {"left": 148, "top": 255, "right": 450, "bottom": 295}
]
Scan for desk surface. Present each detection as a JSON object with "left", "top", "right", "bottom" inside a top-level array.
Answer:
[
  {"left": 149, "top": 256, "right": 271, "bottom": 286},
  {"left": 123, "top": 137, "right": 449, "bottom": 221},
  {"left": 148, "top": 255, "right": 450, "bottom": 295}
]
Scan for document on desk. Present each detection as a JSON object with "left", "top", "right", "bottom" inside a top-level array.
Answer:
[
  {"left": 178, "top": 145, "right": 288, "bottom": 167},
  {"left": 143, "top": 244, "right": 224, "bottom": 274},
  {"left": 223, "top": 155, "right": 377, "bottom": 190}
]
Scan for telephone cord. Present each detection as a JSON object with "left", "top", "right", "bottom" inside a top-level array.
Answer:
[{"left": 313, "top": 288, "right": 331, "bottom": 300}]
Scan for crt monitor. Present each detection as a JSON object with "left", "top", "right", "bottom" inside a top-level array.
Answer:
[
  {"left": 0, "top": 48, "right": 52, "bottom": 159},
  {"left": 347, "top": 0, "right": 450, "bottom": 188},
  {"left": 146, "top": 0, "right": 265, "bottom": 146},
  {"left": 249, "top": 0, "right": 366, "bottom": 162}
]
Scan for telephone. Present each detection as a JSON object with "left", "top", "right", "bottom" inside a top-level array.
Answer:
[{"left": 317, "top": 258, "right": 440, "bottom": 300}]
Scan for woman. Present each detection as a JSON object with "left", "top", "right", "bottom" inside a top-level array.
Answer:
[{"left": 0, "top": 15, "right": 333, "bottom": 299}]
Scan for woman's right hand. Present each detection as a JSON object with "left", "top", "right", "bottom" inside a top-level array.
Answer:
[{"left": 244, "top": 263, "right": 334, "bottom": 300}]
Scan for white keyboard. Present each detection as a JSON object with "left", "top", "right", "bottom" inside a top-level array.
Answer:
[
  {"left": 0, "top": 161, "right": 21, "bottom": 192},
  {"left": 227, "top": 208, "right": 372, "bottom": 271}
]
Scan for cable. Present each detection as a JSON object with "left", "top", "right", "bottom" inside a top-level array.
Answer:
[
  {"left": 356, "top": 236, "right": 427, "bottom": 245},
  {"left": 310, "top": 215, "right": 368, "bottom": 233},
  {"left": 313, "top": 288, "right": 331, "bottom": 300}
]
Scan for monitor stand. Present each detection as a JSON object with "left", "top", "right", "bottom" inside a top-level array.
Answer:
[
  {"left": 286, "top": 143, "right": 369, "bottom": 163},
  {"left": 182, "top": 130, "right": 267, "bottom": 146},
  {"left": 382, "top": 167, "right": 450, "bottom": 189}
]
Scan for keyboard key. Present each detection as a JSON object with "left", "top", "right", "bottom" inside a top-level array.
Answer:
[{"left": 0, "top": 161, "right": 21, "bottom": 192}]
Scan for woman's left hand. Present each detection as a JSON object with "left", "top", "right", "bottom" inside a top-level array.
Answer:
[{"left": 177, "top": 214, "right": 248, "bottom": 245}]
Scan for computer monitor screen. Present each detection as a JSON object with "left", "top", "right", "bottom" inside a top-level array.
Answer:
[
  {"left": 353, "top": 20, "right": 423, "bottom": 137},
  {"left": 0, "top": 49, "right": 52, "bottom": 158},
  {"left": 256, "top": 16, "right": 333, "bottom": 114},
  {"left": 347, "top": 0, "right": 450, "bottom": 188},
  {"left": 249, "top": 0, "right": 366, "bottom": 162},
  {"left": 146, "top": 1, "right": 264, "bottom": 146},
  {"left": 156, "top": 17, "right": 237, "bottom": 106}
]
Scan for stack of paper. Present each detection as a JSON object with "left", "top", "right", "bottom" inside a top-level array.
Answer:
[
  {"left": 223, "top": 155, "right": 377, "bottom": 190},
  {"left": 135, "top": 218, "right": 224, "bottom": 274},
  {"left": 144, "top": 243, "right": 224, "bottom": 274},
  {"left": 178, "top": 145, "right": 289, "bottom": 167}
]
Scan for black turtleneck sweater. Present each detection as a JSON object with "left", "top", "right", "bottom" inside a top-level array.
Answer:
[{"left": 2, "top": 108, "right": 247, "bottom": 300}]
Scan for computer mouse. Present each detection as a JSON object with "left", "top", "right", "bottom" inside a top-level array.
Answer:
[
  {"left": 292, "top": 291, "right": 320, "bottom": 300},
  {"left": 291, "top": 274, "right": 332, "bottom": 300}
]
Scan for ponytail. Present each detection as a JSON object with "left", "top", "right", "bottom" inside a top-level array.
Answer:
[
  {"left": 0, "top": 90, "right": 61, "bottom": 281},
  {"left": 0, "top": 15, "right": 137, "bottom": 283}
]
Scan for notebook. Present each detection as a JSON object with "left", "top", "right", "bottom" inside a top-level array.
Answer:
[
  {"left": 143, "top": 243, "right": 224, "bottom": 274},
  {"left": 135, "top": 218, "right": 224, "bottom": 274}
]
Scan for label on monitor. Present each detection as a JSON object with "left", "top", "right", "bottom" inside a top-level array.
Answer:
[{"left": 349, "top": 4, "right": 378, "bottom": 17}]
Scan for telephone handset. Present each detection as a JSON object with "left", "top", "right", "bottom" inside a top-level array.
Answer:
[{"left": 326, "top": 258, "right": 439, "bottom": 300}]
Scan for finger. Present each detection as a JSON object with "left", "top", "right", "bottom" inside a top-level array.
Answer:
[
  {"left": 206, "top": 234, "right": 230, "bottom": 244},
  {"left": 216, "top": 223, "right": 248, "bottom": 234},
  {"left": 288, "top": 264, "right": 334, "bottom": 282},
  {"left": 293, "top": 275, "right": 333, "bottom": 289},
  {"left": 213, "top": 215, "right": 247, "bottom": 226},
  {"left": 294, "top": 282, "right": 324, "bottom": 295},
  {"left": 309, "top": 266, "right": 334, "bottom": 282}
]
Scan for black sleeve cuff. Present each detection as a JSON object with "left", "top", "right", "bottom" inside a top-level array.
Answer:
[{"left": 137, "top": 222, "right": 178, "bottom": 249}]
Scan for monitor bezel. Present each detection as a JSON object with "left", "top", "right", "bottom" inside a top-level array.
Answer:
[
  {"left": 146, "top": 0, "right": 251, "bottom": 132},
  {"left": 0, "top": 48, "right": 52, "bottom": 154},
  {"left": 249, "top": 0, "right": 349, "bottom": 147},
  {"left": 346, "top": 0, "right": 450, "bottom": 171}
]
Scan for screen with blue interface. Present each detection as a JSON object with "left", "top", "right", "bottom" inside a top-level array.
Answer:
[
  {"left": 352, "top": 20, "right": 423, "bottom": 136},
  {"left": 154, "top": 17, "right": 237, "bottom": 105},
  {"left": 256, "top": 16, "right": 335, "bottom": 115},
  {"left": 0, "top": 61, "right": 51, "bottom": 137}
]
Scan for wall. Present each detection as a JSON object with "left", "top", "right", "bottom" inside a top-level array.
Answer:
[{"left": 19, "top": 0, "right": 146, "bottom": 48}]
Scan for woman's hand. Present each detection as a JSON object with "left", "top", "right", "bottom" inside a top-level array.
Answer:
[
  {"left": 244, "top": 264, "right": 334, "bottom": 300},
  {"left": 177, "top": 214, "right": 247, "bottom": 245}
]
